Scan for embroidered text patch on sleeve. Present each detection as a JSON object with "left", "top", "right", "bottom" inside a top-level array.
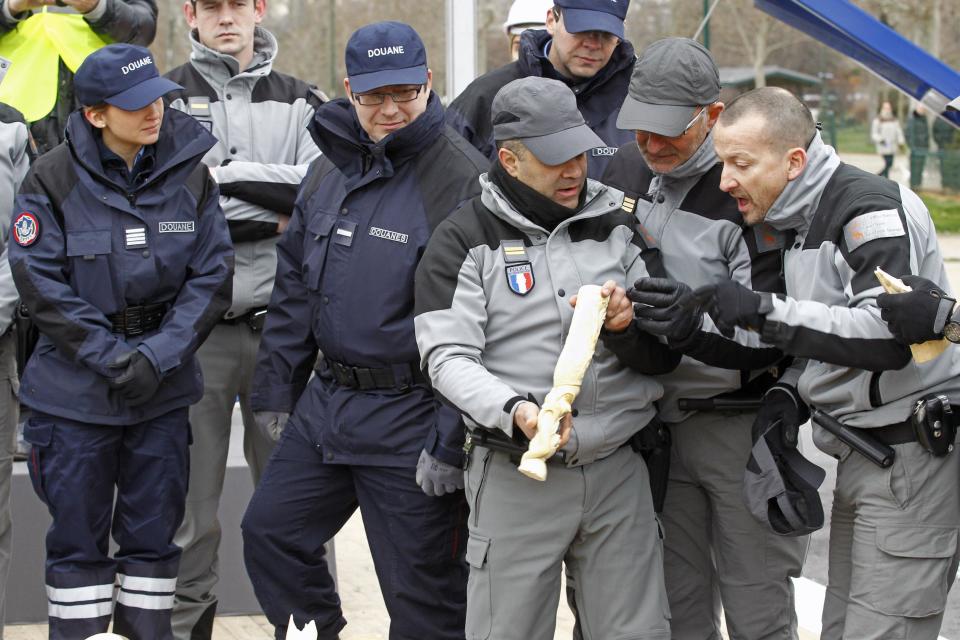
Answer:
[
  {"left": 843, "top": 209, "right": 905, "bottom": 253},
  {"left": 13, "top": 212, "right": 40, "bottom": 247}
]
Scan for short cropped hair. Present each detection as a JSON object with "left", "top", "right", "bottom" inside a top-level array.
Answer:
[
  {"left": 496, "top": 139, "right": 528, "bottom": 160},
  {"left": 720, "top": 87, "right": 816, "bottom": 152}
]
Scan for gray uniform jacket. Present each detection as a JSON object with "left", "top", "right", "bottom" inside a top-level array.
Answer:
[
  {"left": 757, "top": 134, "right": 960, "bottom": 449},
  {"left": 602, "top": 133, "right": 785, "bottom": 422},
  {"left": 166, "top": 28, "right": 322, "bottom": 317},
  {"left": 415, "top": 175, "right": 669, "bottom": 466},
  {"left": 0, "top": 116, "right": 28, "bottom": 332}
]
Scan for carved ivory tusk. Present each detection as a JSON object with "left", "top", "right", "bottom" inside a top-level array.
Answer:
[{"left": 518, "top": 284, "right": 609, "bottom": 481}]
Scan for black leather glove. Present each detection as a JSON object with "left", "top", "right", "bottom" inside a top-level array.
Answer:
[
  {"left": 876, "top": 275, "right": 955, "bottom": 345},
  {"left": 694, "top": 280, "right": 764, "bottom": 338},
  {"left": 109, "top": 351, "right": 161, "bottom": 407},
  {"left": 628, "top": 277, "right": 702, "bottom": 342},
  {"left": 752, "top": 384, "right": 809, "bottom": 454}
]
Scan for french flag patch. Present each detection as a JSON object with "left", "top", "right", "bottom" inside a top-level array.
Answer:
[{"left": 505, "top": 263, "right": 535, "bottom": 296}]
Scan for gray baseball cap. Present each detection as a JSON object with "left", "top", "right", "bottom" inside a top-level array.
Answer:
[
  {"left": 743, "top": 421, "right": 826, "bottom": 537},
  {"left": 492, "top": 76, "right": 604, "bottom": 165},
  {"left": 616, "top": 37, "right": 721, "bottom": 136}
]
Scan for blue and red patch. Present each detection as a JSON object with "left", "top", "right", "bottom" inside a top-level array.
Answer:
[
  {"left": 12, "top": 212, "right": 39, "bottom": 247},
  {"left": 505, "top": 262, "right": 535, "bottom": 296}
]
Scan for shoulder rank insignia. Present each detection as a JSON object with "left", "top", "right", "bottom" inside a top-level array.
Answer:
[{"left": 501, "top": 239, "right": 528, "bottom": 263}]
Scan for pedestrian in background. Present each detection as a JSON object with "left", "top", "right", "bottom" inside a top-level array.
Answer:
[
  {"left": 905, "top": 103, "right": 929, "bottom": 190},
  {"left": 871, "top": 100, "right": 904, "bottom": 179}
]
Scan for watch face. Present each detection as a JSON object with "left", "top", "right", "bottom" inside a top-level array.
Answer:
[{"left": 944, "top": 322, "right": 960, "bottom": 343}]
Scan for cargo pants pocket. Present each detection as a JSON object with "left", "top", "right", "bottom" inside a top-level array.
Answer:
[
  {"left": 867, "top": 525, "right": 958, "bottom": 617},
  {"left": 22, "top": 417, "right": 53, "bottom": 505},
  {"left": 465, "top": 532, "right": 492, "bottom": 640}
]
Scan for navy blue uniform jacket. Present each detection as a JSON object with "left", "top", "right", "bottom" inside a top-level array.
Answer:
[
  {"left": 9, "top": 108, "right": 234, "bottom": 425},
  {"left": 445, "top": 29, "right": 635, "bottom": 180},
  {"left": 250, "top": 94, "right": 487, "bottom": 467}
]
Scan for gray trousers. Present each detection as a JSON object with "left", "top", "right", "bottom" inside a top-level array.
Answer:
[
  {"left": 172, "top": 323, "right": 277, "bottom": 640},
  {"left": 464, "top": 443, "right": 670, "bottom": 640},
  {"left": 0, "top": 332, "right": 16, "bottom": 638},
  {"left": 662, "top": 411, "right": 808, "bottom": 640},
  {"left": 820, "top": 438, "right": 960, "bottom": 640}
]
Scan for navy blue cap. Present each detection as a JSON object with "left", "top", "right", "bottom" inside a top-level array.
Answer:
[
  {"left": 75, "top": 44, "right": 182, "bottom": 111},
  {"left": 555, "top": 0, "right": 629, "bottom": 39},
  {"left": 345, "top": 21, "right": 428, "bottom": 94}
]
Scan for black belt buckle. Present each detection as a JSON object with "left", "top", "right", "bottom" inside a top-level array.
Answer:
[{"left": 911, "top": 395, "right": 957, "bottom": 457}]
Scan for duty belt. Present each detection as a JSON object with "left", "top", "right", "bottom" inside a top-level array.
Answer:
[
  {"left": 323, "top": 358, "right": 425, "bottom": 392},
  {"left": 867, "top": 418, "right": 918, "bottom": 446},
  {"left": 220, "top": 306, "right": 268, "bottom": 332},
  {"left": 107, "top": 303, "right": 168, "bottom": 336}
]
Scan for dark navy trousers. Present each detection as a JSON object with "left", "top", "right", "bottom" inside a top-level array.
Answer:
[
  {"left": 242, "top": 421, "right": 468, "bottom": 640},
  {"left": 23, "top": 408, "right": 190, "bottom": 640}
]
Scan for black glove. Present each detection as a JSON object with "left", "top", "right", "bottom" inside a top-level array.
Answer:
[
  {"left": 109, "top": 351, "right": 161, "bottom": 407},
  {"left": 694, "top": 280, "right": 764, "bottom": 338},
  {"left": 876, "top": 275, "right": 955, "bottom": 345},
  {"left": 628, "top": 277, "right": 702, "bottom": 342},
  {"left": 752, "top": 384, "right": 809, "bottom": 454}
]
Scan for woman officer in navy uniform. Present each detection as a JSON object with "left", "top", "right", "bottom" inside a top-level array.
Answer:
[{"left": 9, "top": 44, "right": 233, "bottom": 639}]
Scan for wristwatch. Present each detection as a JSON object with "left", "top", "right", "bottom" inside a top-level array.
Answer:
[{"left": 942, "top": 302, "right": 960, "bottom": 343}]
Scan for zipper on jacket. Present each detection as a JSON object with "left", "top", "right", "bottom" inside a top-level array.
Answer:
[{"left": 126, "top": 192, "right": 136, "bottom": 206}]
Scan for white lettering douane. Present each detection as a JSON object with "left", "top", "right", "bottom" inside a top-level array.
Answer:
[
  {"left": 121, "top": 56, "right": 153, "bottom": 75},
  {"left": 368, "top": 45, "right": 405, "bottom": 58}
]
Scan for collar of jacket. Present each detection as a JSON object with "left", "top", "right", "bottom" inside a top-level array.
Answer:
[
  {"left": 64, "top": 107, "right": 216, "bottom": 195},
  {"left": 516, "top": 29, "right": 636, "bottom": 102},
  {"left": 308, "top": 92, "right": 445, "bottom": 191},
  {"left": 763, "top": 132, "right": 842, "bottom": 234},
  {"left": 647, "top": 129, "right": 720, "bottom": 199},
  {"left": 479, "top": 171, "right": 622, "bottom": 237},
  {"left": 188, "top": 26, "right": 277, "bottom": 85}
]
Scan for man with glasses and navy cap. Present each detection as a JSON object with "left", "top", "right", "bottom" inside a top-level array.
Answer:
[
  {"left": 9, "top": 42, "right": 233, "bottom": 638},
  {"left": 415, "top": 75, "right": 675, "bottom": 640},
  {"left": 240, "top": 21, "right": 486, "bottom": 639},
  {"left": 600, "top": 37, "right": 808, "bottom": 640},
  {"left": 446, "top": 0, "right": 635, "bottom": 180}
]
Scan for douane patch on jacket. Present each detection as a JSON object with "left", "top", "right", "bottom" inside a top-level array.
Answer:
[
  {"left": 159, "top": 221, "right": 195, "bottom": 233},
  {"left": 505, "top": 262, "right": 535, "bottom": 296},
  {"left": 12, "top": 212, "right": 39, "bottom": 247},
  {"left": 368, "top": 226, "right": 408, "bottom": 244},
  {"left": 843, "top": 209, "right": 905, "bottom": 253}
]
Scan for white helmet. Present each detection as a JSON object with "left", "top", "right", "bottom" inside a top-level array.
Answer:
[{"left": 504, "top": 0, "right": 553, "bottom": 35}]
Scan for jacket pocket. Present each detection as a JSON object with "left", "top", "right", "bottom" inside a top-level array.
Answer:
[
  {"left": 465, "top": 532, "right": 492, "bottom": 640},
  {"left": 66, "top": 229, "right": 112, "bottom": 258},
  {"left": 866, "top": 525, "right": 958, "bottom": 617},
  {"left": 23, "top": 417, "right": 53, "bottom": 505},
  {"left": 303, "top": 214, "right": 336, "bottom": 291}
]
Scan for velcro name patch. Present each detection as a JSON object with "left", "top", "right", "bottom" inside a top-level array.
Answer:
[{"left": 843, "top": 209, "right": 905, "bottom": 252}]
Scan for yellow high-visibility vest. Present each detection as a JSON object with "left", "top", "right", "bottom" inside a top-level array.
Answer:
[{"left": 0, "top": 7, "right": 110, "bottom": 122}]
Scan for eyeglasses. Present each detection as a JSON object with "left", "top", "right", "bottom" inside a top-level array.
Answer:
[
  {"left": 680, "top": 107, "right": 706, "bottom": 135},
  {"left": 353, "top": 85, "right": 425, "bottom": 106}
]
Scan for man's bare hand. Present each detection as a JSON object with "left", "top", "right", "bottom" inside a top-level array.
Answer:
[
  {"left": 570, "top": 279, "right": 632, "bottom": 333},
  {"left": 60, "top": 0, "right": 101, "bottom": 14},
  {"left": 276, "top": 214, "right": 291, "bottom": 234},
  {"left": 556, "top": 413, "right": 572, "bottom": 449},
  {"left": 7, "top": 0, "right": 52, "bottom": 14},
  {"left": 513, "top": 401, "right": 539, "bottom": 440}
]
